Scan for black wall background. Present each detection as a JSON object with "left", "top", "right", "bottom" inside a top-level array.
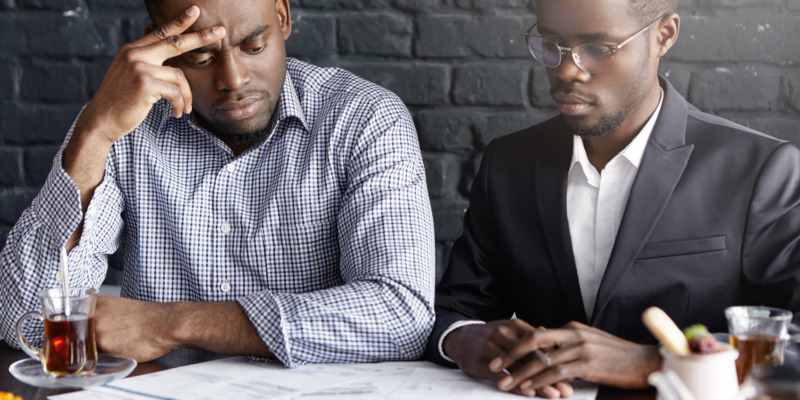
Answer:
[{"left": 1, "top": 0, "right": 799, "bottom": 284}]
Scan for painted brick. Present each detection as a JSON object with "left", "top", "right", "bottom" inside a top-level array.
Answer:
[
  {"left": 415, "top": 108, "right": 475, "bottom": 152},
  {"left": 23, "top": 146, "right": 59, "bottom": 187},
  {"left": 339, "top": 12, "right": 412, "bottom": 57},
  {"left": 528, "top": 67, "right": 551, "bottom": 108},
  {"left": 415, "top": 15, "right": 532, "bottom": 58},
  {"left": 689, "top": 66, "right": 782, "bottom": 111},
  {"left": 12, "top": 12, "right": 106, "bottom": 57},
  {"left": 696, "top": 0, "right": 784, "bottom": 6},
  {"left": 298, "top": 0, "right": 393, "bottom": 10},
  {"left": 0, "top": 188, "right": 36, "bottom": 225},
  {"left": 0, "top": 57, "right": 16, "bottom": 100},
  {"left": 17, "top": 0, "right": 82, "bottom": 9},
  {"left": 786, "top": 73, "right": 800, "bottom": 113},
  {"left": 452, "top": 63, "right": 527, "bottom": 106},
  {"left": 672, "top": 12, "right": 800, "bottom": 64},
  {"left": 286, "top": 14, "right": 337, "bottom": 60},
  {"left": 422, "top": 152, "right": 462, "bottom": 199},
  {"left": 453, "top": 0, "right": 531, "bottom": 11},
  {"left": 660, "top": 65, "right": 692, "bottom": 98},
  {"left": 342, "top": 62, "right": 449, "bottom": 106},
  {"left": 1, "top": 103, "right": 82, "bottom": 145},
  {"left": 431, "top": 198, "right": 469, "bottom": 242},
  {"left": 87, "top": 0, "right": 142, "bottom": 9},
  {"left": 91, "top": 15, "right": 125, "bottom": 57},
  {"left": 391, "top": 0, "right": 449, "bottom": 13},
  {"left": 20, "top": 59, "right": 86, "bottom": 103},
  {"left": 0, "top": 148, "right": 24, "bottom": 187}
]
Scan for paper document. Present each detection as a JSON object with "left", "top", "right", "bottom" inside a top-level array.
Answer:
[{"left": 50, "top": 358, "right": 598, "bottom": 400}]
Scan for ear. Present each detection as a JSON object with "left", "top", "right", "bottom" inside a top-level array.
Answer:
[
  {"left": 276, "top": 0, "right": 292, "bottom": 40},
  {"left": 654, "top": 13, "right": 680, "bottom": 57}
]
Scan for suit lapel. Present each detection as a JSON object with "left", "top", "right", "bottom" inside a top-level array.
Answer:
[
  {"left": 591, "top": 78, "right": 694, "bottom": 322},
  {"left": 535, "top": 125, "right": 588, "bottom": 323}
]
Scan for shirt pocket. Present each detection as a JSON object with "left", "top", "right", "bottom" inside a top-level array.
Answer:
[{"left": 637, "top": 235, "right": 727, "bottom": 260}]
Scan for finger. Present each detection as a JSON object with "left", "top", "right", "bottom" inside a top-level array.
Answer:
[
  {"left": 129, "top": 63, "right": 193, "bottom": 116},
  {"left": 536, "top": 384, "right": 562, "bottom": 399},
  {"left": 143, "top": 25, "right": 226, "bottom": 65},
  {"left": 555, "top": 381, "right": 574, "bottom": 398},
  {"left": 516, "top": 360, "right": 581, "bottom": 393},
  {"left": 138, "top": 6, "right": 202, "bottom": 47},
  {"left": 500, "top": 329, "right": 577, "bottom": 367}
]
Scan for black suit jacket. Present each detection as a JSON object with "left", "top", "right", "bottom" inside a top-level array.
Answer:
[{"left": 426, "top": 77, "right": 800, "bottom": 365}]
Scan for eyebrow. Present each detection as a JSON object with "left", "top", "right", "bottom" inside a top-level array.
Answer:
[
  {"left": 536, "top": 25, "right": 617, "bottom": 43},
  {"left": 191, "top": 25, "right": 270, "bottom": 54}
]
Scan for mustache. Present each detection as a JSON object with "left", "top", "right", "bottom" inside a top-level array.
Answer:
[
  {"left": 550, "top": 84, "right": 595, "bottom": 102},
  {"left": 211, "top": 89, "right": 269, "bottom": 108}
]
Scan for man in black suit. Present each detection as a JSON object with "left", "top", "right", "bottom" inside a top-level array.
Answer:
[{"left": 426, "top": 0, "right": 800, "bottom": 397}]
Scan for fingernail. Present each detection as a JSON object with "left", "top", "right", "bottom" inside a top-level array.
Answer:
[
  {"left": 490, "top": 358, "right": 502, "bottom": 371},
  {"left": 186, "top": 6, "right": 198, "bottom": 16},
  {"left": 520, "top": 381, "right": 532, "bottom": 390},
  {"left": 212, "top": 26, "right": 224, "bottom": 35},
  {"left": 499, "top": 376, "right": 512, "bottom": 389}
]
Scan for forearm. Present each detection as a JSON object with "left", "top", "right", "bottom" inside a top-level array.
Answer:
[
  {"left": 62, "top": 114, "right": 116, "bottom": 216},
  {"left": 170, "top": 302, "right": 274, "bottom": 358}
]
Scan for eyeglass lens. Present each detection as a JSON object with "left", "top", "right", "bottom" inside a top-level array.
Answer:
[{"left": 527, "top": 37, "right": 614, "bottom": 73}]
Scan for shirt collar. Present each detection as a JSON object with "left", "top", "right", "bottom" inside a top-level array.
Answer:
[{"left": 570, "top": 87, "right": 665, "bottom": 173}]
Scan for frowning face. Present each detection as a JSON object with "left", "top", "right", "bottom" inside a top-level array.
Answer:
[{"left": 155, "top": 0, "right": 291, "bottom": 146}]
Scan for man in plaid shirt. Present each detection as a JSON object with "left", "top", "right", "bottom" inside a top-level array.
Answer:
[{"left": 0, "top": 0, "right": 435, "bottom": 366}]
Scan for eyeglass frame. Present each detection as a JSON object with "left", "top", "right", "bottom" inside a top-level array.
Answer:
[{"left": 522, "top": 13, "right": 672, "bottom": 74}]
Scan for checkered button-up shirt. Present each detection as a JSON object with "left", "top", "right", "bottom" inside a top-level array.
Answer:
[{"left": 0, "top": 58, "right": 436, "bottom": 366}]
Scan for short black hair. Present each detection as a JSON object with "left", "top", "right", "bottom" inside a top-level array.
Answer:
[{"left": 629, "top": 0, "right": 678, "bottom": 23}]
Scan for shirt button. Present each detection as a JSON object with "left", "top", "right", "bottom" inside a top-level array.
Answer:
[
  {"left": 220, "top": 282, "right": 231, "bottom": 293},
  {"left": 220, "top": 222, "right": 231, "bottom": 234},
  {"left": 226, "top": 164, "right": 236, "bottom": 173}
]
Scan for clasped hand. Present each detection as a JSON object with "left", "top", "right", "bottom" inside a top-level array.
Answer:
[{"left": 444, "top": 319, "right": 661, "bottom": 398}]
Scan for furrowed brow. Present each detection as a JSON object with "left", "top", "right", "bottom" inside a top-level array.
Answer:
[
  {"left": 189, "top": 25, "right": 270, "bottom": 54},
  {"left": 236, "top": 25, "right": 269, "bottom": 46}
]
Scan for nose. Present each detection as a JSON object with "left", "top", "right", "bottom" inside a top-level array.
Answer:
[
  {"left": 553, "top": 50, "right": 591, "bottom": 83},
  {"left": 214, "top": 52, "right": 251, "bottom": 91}
]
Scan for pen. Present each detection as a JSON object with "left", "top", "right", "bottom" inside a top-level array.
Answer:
[
  {"left": 501, "top": 348, "right": 553, "bottom": 375},
  {"left": 534, "top": 349, "right": 552, "bottom": 366}
]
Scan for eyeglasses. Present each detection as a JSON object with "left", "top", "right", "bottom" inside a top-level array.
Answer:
[{"left": 522, "top": 14, "right": 669, "bottom": 74}]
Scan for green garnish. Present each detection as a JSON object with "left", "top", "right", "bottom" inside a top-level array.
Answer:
[{"left": 683, "top": 324, "right": 710, "bottom": 340}]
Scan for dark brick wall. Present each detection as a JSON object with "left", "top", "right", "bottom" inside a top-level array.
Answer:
[{"left": 1, "top": 1, "right": 799, "bottom": 284}]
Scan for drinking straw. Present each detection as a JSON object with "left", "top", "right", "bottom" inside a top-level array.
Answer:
[{"left": 59, "top": 246, "right": 71, "bottom": 316}]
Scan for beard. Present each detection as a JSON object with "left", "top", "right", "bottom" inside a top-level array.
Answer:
[
  {"left": 564, "top": 109, "right": 629, "bottom": 138},
  {"left": 190, "top": 99, "right": 277, "bottom": 149},
  {"left": 206, "top": 121, "right": 273, "bottom": 147}
]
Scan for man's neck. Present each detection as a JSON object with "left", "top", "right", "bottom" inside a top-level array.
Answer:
[{"left": 583, "top": 86, "right": 663, "bottom": 172}]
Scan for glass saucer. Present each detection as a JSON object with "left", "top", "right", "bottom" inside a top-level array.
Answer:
[{"left": 9, "top": 354, "right": 137, "bottom": 388}]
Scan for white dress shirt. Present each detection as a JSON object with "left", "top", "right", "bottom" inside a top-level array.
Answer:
[{"left": 567, "top": 89, "right": 664, "bottom": 320}]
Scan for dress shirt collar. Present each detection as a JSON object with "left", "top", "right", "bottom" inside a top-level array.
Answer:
[{"left": 570, "top": 87, "right": 665, "bottom": 175}]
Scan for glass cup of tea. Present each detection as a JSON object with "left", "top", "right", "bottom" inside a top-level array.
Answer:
[
  {"left": 725, "top": 305, "right": 792, "bottom": 384},
  {"left": 15, "top": 287, "right": 99, "bottom": 377}
]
